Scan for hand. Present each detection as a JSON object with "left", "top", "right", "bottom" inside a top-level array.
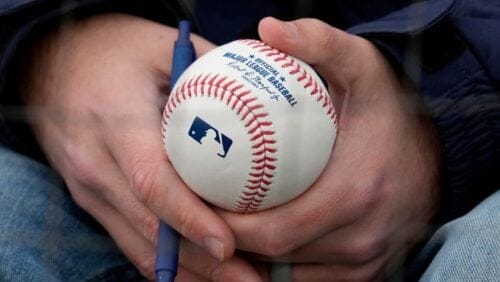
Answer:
[
  {"left": 20, "top": 14, "right": 262, "bottom": 280},
  {"left": 217, "top": 17, "right": 442, "bottom": 281}
]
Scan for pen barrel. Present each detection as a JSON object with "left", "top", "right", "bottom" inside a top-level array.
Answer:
[
  {"left": 156, "top": 221, "right": 180, "bottom": 274},
  {"left": 156, "top": 20, "right": 194, "bottom": 282},
  {"left": 171, "top": 43, "right": 196, "bottom": 87}
]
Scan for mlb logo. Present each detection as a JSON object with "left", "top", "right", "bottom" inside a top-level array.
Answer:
[{"left": 188, "top": 116, "right": 233, "bottom": 158}]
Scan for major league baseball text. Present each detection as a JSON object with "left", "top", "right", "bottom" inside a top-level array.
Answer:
[{"left": 162, "top": 39, "right": 337, "bottom": 213}]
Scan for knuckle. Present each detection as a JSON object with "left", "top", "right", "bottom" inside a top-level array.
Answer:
[
  {"left": 210, "top": 260, "right": 251, "bottom": 282},
  {"left": 352, "top": 174, "right": 386, "bottom": 215},
  {"left": 68, "top": 185, "right": 94, "bottom": 212},
  {"left": 65, "top": 148, "right": 100, "bottom": 188},
  {"left": 259, "top": 223, "right": 296, "bottom": 257},
  {"left": 209, "top": 261, "right": 226, "bottom": 281},
  {"left": 316, "top": 28, "right": 336, "bottom": 52},
  {"left": 346, "top": 236, "right": 386, "bottom": 265},
  {"left": 176, "top": 208, "right": 198, "bottom": 237},
  {"left": 141, "top": 214, "right": 160, "bottom": 243},
  {"left": 131, "top": 161, "right": 161, "bottom": 206}
]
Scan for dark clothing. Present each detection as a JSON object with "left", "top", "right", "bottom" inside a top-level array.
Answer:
[{"left": 0, "top": 0, "right": 498, "bottom": 260}]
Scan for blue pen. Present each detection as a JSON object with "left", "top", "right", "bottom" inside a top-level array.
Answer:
[{"left": 156, "top": 20, "right": 195, "bottom": 282}]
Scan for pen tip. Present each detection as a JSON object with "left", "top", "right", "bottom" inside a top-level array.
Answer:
[
  {"left": 157, "top": 270, "right": 176, "bottom": 282},
  {"left": 178, "top": 20, "right": 191, "bottom": 42}
]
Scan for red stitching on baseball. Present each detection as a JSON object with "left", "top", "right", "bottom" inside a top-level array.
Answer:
[
  {"left": 266, "top": 50, "right": 281, "bottom": 57},
  {"left": 297, "top": 69, "right": 307, "bottom": 81},
  {"left": 304, "top": 76, "right": 313, "bottom": 89},
  {"left": 274, "top": 54, "right": 288, "bottom": 62},
  {"left": 282, "top": 60, "right": 295, "bottom": 69},
  {"left": 162, "top": 73, "right": 277, "bottom": 213},
  {"left": 238, "top": 39, "right": 337, "bottom": 125}
]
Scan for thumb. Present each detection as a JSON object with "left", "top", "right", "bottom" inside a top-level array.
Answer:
[{"left": 258, "top": 17, "right": 372, "bottom": 83}]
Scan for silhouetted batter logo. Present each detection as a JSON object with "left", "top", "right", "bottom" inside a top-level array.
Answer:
[{"left": 188, "top": 116, "right": 233, "bottom": 158}]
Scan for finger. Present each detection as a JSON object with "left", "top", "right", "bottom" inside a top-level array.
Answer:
[
  {"left": 253, "top": 261, "right": 272, "bottom": 282},
  {"left": 68, "top": 181, "right": 157, "bottom": 280},
  {"left": 175, "top": 266, "right": 210, "bottom": 282},
  {"left": 274, "top": 209, "right": 422, "bottom": 267},
  {"left": 257, "top": 17, "right": 373, "bottom": 82},
  {"left": 250, "top": 224, "right": 387, "bottom": 266},
  {"left": 217, "top": 149, "right": 381, "bottom": 257},
  {"left": 57, "top": 131, "right": 165, "bottom": 247},
  {"left": 179, "top": 239, "right": 263, "bottom": 282},
  {"left": 102, "top": 94, "right": 235, "bottom": 261},
  {"left": 291, "top": 261, "right": 385, "bottom": 282}
]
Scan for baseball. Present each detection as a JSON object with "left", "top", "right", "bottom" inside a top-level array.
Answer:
[{"left": 162, "top": 39, "right": 337, "bottom": 213}]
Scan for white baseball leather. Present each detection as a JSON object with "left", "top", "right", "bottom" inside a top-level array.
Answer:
[{"left": 162, "top": 39, "right": 337, "bottom": 213}]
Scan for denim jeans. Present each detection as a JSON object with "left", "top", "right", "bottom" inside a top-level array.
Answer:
[
  {"left": 409, "top": 189, "right": 500, "bottom": 281},
  {"left": 1, "top": 145, "right": 499, "bottom": 281},
  {"left": 0, "top": 146, "right": 143, "bottom": 281}
]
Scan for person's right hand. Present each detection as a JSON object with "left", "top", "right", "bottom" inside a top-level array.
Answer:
[
  {"left": 19, "top": 13, "right": 262, "bottom": 281},
  {"left": 216, "top": 17, "right": 442, "bottom": 281}
]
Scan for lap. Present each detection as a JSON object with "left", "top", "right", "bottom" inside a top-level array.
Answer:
[
  {"left": 2, "top": 145, "right": 498, "bottom": 281},
  {"left": 0, "top": 146, "right": 142, "bottom": 281},
  {"left": 408, "top": 190, "right": 500, "bottom": 281}
]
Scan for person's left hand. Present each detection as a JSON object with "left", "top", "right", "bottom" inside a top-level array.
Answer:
[
  {"left": 19, "top": 14, "right": 260, "bottom": 280},
  {"left": 217, "top": 17, "right": 443, "bottom": 281}
]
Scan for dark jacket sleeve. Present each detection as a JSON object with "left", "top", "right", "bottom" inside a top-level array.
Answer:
[
  {"left": 348, "top": 0, "right": 500, "bottom": 222},
  {"left": 0, "top": 0, "right": 186, "bottom": 153},
  {"left": 0, "top": 0, "right": 187, "bottom": 95}
]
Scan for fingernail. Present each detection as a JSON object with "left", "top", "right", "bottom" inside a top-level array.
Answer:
[
  {"left": 282, "top": 21, "right": 298, "bottom": 39},
  {"left": 204, "top": 236, "right": 224, "bottom": 261}
]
